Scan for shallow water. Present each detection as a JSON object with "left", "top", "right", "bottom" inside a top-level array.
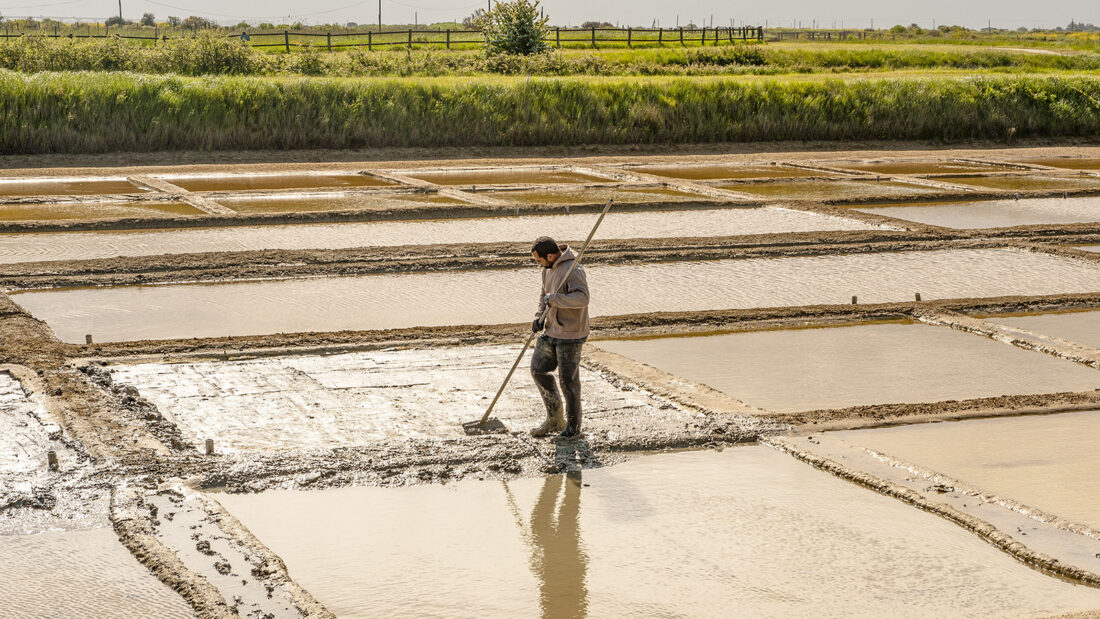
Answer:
[
  {"left": 936, "top": 175, "right": 1100, "bottom": 191},
  {"left": 597, "top": 323, "right": 1100, "bottom": 412},
  {"left": 631, "top": 163, "right": 823, "bottom": 180},
  {"left": 215, "top": 447, "right": 1100, "bottom": 618},
  {"left": 990, "top": 310, "right": 1100, "bottom": 350},
  {"left": 853, "top": 196, "right": 1100, "bottom": 229},
  {"left": 0, "top": 207, "right": 877, "bottom": 264},
  {"left": 0, "top": 178, "right": 142, "bottom": 197},
  {"left": 837, "top": 161, "right": 1014, "bottom": 175},
  {"left": 0, "top": 529, "right": 194, "bottom": 618},
  {"left": 1078, "top": 245, "right": 1100, "bottom": 253},
  {"left": 0, "top": 201, "right": 201, "bottom": 222},
  {"left": 218, "top": 192, "right": 463, "bottom": 213},
  {"left": 487, "top": 187, "right": 706, "bottom": 205},
  {"left": 160, "top": 173, "right": 396, "bottom": 192},
  {"left": 833, "top": 411, "right": 1100, "bottom": 529},
  {"left": 1017, "top": 158, "right": 1100, "bottom": 171},
  {"left": 405, "top": 169, "right": 607, "bottom": 185},
  {"left": 725, "top": 179, "right": 940, "bottom": 201},
  {"left": 15, "top": 248, "right": 1100, "bottom": 343}
]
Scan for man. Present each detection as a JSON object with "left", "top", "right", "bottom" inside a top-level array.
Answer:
[{"left": 530, "top": 236, "right": 590, "bottom": 438}]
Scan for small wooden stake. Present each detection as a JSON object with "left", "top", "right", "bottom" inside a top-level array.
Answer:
[
  {"left": 47, "top": 450, "right": 58, "bottom": 471},
  {"left": 205, "top": 439, "right": 214, "bottom": 455},
  {"left": 85, "top": 334, "right": 93, "bottom": 344},
  {"left": 915, "top": 292, "right": 922, "bottom": 302},
  {"left": 851, "top": 295, "right": 858, "bottom": 304}
]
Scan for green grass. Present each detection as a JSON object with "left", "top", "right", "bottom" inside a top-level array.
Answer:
[
  {"left": 2, "top": 35, "right": 1099, "bottom": 77},
  {"left": 2, "top": 71, "right": 1098, "bottom": 154}
]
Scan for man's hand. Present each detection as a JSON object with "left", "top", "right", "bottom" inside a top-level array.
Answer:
[
  {"left": 531, "top": 318, "right": 544, "bottom": 333},
  {"left": 543, "top": 293, "right": 554, "bottom": 307}
]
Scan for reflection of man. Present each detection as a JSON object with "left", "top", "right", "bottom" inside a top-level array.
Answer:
[
  {"left": 529, "top": 236, "right": 590, "bottom": 439},
  {"left": 530, "top": 471, "right": 588, "bottom": 619}
]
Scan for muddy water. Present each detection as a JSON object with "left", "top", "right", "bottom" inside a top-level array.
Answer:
[
  {"left": 833, "top": 411, "right": 1100, "bottom": 529},
  {"left": 935, "top": 175, "right": 1100, "bottom": 191},
  {"left": 215, "top": 447, "right": 1100, "bottom": 618},
  {"left": 0, "top": 529, "right": 194, "bottom": 618},
  {"left": 405, "top": 169, "right": 607, "bottom": 185},
  {"left": 631, "top": 164, "right": 823, "bottom": 180},
  {"left": 990, "top": 310, "right": 1100, "bottom": 349},
  {"left": 487, "top": 187, "right": 706, "bottom": 205},
  {"left": 1078, "top": 245, "right": 1100, "bottom": 253},
  {"left": 0, "top": 201, "right": 201, "bottom": 222},
  {"left": 853, "top": 196, "right": 1100, "bottom": 229},
  {"left": 0, "top": 207, "right": 879, "bottom": 265},
  {"left": 837, "top": 161, "right": 1015, "bottom": 175},
  {"left": 161, "top": 173, "right": 396, "bottom": 192},
  {"left": 218, "top": 192, "right": 464, "bottom": 213},
  {"left": 1018, "top": 158, "right": 1100, "bottom": 171},
  {"left": 15, "top": 248, "right": 1100, "bottom": 343},
  {"left": 597, "top": 323, "right": 1100, "bottom": 413},
  {"left": 0, "top": 178, "right": 142, "bottom": 197},
  {"left": 725, "top": 179, "right": 941, "bottom": 201}
]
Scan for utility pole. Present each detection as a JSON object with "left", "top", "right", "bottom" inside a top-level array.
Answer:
[
  {"left": 118, "top": 0, "right": 122, "bottom": 22},
  {"left": 378, "top": 0, "right": 381, "bottom": 31}
]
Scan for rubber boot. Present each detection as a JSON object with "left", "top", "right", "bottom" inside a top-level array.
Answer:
[
  {"left": 531, "top": 410, "right": 566, "bottom": 437},
  {"left": 559, "top": 409, "right": 582, "bottom": 439}
]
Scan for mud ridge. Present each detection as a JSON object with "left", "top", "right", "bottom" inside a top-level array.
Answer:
[
  {"left": 763, "top": 437, "right": 1100, "bottom": 588},
  {"left": 111, "top": 483, "right": 232, "bottom": 619}
]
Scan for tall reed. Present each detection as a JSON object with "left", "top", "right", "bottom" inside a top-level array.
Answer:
[{"left": 1, "top": 72, "right": 1097, "bottom": 153}]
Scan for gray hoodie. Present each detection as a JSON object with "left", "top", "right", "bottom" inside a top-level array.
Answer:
[{"left": 534, "top": 245, "right": 590, "bottom": 340}]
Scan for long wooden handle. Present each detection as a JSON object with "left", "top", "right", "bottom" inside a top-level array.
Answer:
[{"left": 478, "top": 199, "right": 614, "bottom": 428}]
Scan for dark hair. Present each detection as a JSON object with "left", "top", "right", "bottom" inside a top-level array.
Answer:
[{"left": 531, "top": 236, "right": 560, "bottom": 258}]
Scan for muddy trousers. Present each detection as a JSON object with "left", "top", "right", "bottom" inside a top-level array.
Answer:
[{"left": 530, "top": 335, "right": 586, "bottom": 431}]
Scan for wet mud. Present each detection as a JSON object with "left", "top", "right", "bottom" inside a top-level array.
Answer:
[{"left": 5, "top": 146, "right": 1100, "bottom": 615}]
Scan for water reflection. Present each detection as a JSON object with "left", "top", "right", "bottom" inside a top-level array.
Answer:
[{"left": 511, "top": 471, "right": 589, "bottom": 619}]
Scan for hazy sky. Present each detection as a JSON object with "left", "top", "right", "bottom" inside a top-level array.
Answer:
[{"left": 2, "top": 0, "right": 1097, "bottom": 30}]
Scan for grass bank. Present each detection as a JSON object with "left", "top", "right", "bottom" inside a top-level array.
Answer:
[
  {"left": 2, "top": 36, "right": 1099, "bottom": 77},
  {"left": 2, "top": 72, "right": 1099, "bottom": 154}
]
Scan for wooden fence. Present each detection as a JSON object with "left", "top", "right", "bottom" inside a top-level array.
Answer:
[{"left": 0, "top": 25, "right": 764, "bottom": 51}]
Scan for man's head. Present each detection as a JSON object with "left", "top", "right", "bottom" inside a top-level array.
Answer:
[{"left": 531, "top": 236, "right": 561, "bottom": 268}]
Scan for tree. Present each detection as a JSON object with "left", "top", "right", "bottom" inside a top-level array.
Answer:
[
  {"left": 167, "top": 16, "right": 181, "bottom": 27},
  {"left": 182, "top": 15, "right": 216, "bottom": 31},
  {"left": 462, "top": 9, "right": 488, "bottom": 29},
  {"left": 580, "top": 21, "right": 612, "bottom": 29},
  {"left": 140, "top": 13, "right": 156, "bottom": 26},
  {"left": 482, "top": 0, "right": 549, "bottom": 55},
  {"left": 105, "top": 15, "right": 129, "bottom": 27}
]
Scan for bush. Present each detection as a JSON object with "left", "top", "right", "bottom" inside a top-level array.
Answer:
[{"left": 483, "top": 0, "right": 548, "bottom": 55}]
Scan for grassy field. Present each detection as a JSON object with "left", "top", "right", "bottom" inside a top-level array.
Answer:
[
  {"left": 3, "top": 71, "right": 1098, "bottom": 153},
  {"left": 2, "top": 29, "right": 1099, "bottom": 155},
  {"left": 2, "top": 35, "right": 1099, "bottom": 77}
]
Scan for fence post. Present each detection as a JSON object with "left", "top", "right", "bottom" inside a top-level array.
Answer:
[
  {"left": 679, "top": 27, "right": 683, "bottom": 46},
  {"left": 284, "top": 30, "right": 289, "bottom": 52},
  {"left": 368, "top": 31, "right": 372, "bottom": 50},
  {"left": 154, "top": 25, "right": 158, "bottom": 46},
  {"left": 446, "top": 29, "right": 450, "bottom": 49},
  {"left": 408, "top": 28, "right": 412, "bottom": 48},
  {"left": 658, "top": 27, "right": 662, "bottom": 45},
  {"left": 555, "top": 26, "right": 560, "bottom": 47},
  {"left": 327, "top": 32, "right": 331, "bottom": 52},
  {"left": 701, "top": 26, "right": 706, "bottom": 45},
  {"left": 627, "top": 27, "right": 631, "bottom": 47},
  {"left": 591, "top": 26, "right": 595, "bottom": 48}
]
